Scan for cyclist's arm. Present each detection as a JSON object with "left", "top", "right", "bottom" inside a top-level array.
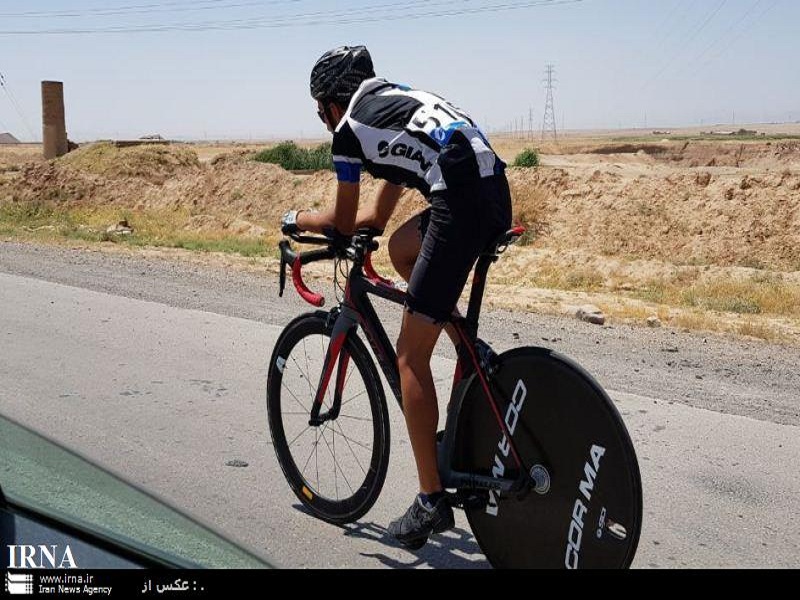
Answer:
[
  {"left": 355, "top": 181, "right": 404, "bottom": 231},
  {"left": 296, "top": 182, "right": 360, "bottom": 235}
]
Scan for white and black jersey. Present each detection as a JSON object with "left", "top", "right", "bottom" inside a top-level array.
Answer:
[{"left": 332, "top": 78, "right": 504, "bottom": 196}]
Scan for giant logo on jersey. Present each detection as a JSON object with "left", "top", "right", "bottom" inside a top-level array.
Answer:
[{"left": 377, "top": 141, "right": 432, "bottom": 171}]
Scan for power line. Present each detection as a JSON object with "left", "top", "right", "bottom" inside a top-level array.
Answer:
[
  {"left": 654, "top": 0, "right": 687, "bottom": 31},
  {"left": 0, "top": 0, "right": 226, "bottom": 18},
  {"left": 675, "top": 0, "right": 730, "bottom": 54},
  {"left": 0, "top": 1, "right": 304, "bottom": 20},
  {"left": 642, "top": 0, "right": 729, "bottom": 90},
  {"left": 650, "top": 0, "right": 694, "bottom": 55},
  {"left": 688, "top": 0, "right": 765, "bottom": 67},
  {"left": 0, "top": 0, "right": 555, "bottom": 32},
  {"left": 0, "top": 71, "right": 36, "bottom": 140},
  {"left": 133, "top": 0, "right": 467, "bottom": 30},
  {"left": 29, "top": 0, "right": 482, "bottom": 34},
  {"left": 0, "top": 0, "right": 586, "bottom": 35},
  {"left": 692, "top": 0, "right": 780, "bottom": 75},
  {"left": 651, "top": 0, "right": 689, "bottom": 45}
]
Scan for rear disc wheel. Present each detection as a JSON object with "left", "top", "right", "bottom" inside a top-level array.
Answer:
[{"left": 452, "top": 348, "right": 642, "bottom": 569}]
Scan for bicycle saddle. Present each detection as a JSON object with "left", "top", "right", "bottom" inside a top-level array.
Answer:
[{"left": 484, "top": 226, "right": 527, "bottom": 256}]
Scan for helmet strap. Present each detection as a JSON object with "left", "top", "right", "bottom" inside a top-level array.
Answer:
[{"left": 323, "top": 102, "right": 341, "bottom": 129}]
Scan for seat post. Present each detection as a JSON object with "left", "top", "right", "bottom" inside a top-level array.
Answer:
[
  {"left": 464, "top": 254, "right": 497, "bottom": 339},
  {"left": 463, "top": 226, "right": 525, "bottom": 339}
]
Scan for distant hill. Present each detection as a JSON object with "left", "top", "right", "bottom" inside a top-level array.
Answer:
[{"left": 0, "top": 132, "right": 21, "bottom": 144}]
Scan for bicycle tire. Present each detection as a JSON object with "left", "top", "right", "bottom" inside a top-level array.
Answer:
[
  {"left": 267, "top": 313, "right": 390, "bottom": 524},
  {"left": 452, "top": 347, "right": 642, "bottom": 569}
]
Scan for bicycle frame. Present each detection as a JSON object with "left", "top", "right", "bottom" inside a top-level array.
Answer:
[{"left": 281, "top": 231, "right": 534, "bottom": 496}]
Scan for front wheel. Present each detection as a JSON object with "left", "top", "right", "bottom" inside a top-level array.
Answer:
[
  {"left": 267, "top": 313, "right": 390, "bottom": 524},
  {"left": 452, "top": 348, "right": 642, "bottom": 569}
]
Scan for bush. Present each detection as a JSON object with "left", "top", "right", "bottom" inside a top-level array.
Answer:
[
  {"left": 512, "top": 148, "right": 540, "bottom": 168},
  {"left": 253, "top": 141, "right": 333, "bottom": 171}
]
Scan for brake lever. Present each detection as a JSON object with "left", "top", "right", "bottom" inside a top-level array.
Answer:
[{"left": 278, "top": 240, "right": 291, "bottom": 297}]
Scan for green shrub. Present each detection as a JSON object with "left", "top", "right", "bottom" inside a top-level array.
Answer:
[
  {"left": 512, "top": 148, "right": 540, "bottom": 168},
  {"left": 253, "top": 141, "right": 333, "bottom": 171}
]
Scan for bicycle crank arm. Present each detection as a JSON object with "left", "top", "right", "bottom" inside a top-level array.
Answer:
[{"left": 442, "top": 470, "right": 524, "bottom": 494}]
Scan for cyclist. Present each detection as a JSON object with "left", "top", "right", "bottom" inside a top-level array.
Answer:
[{"left": 282, "top": 45, "right": 512, "bottom": 549}]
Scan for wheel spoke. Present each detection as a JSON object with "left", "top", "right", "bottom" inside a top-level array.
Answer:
[
  {"left": 339, "top": 387, "right": 369, "bottom": 409},
  {"left": 314, "top": 427, "right": 320, "bottom": 492},
  {"left": 337, "top": 413, "right": 372, "bottom": 423},
  {"left": 331, "top": 421, "right": 338, "bottom": 500},
  {"left": 344, "top": 358, "right": 355, "bottom": 390},
  {"left": 281, "top": 379, "right": 311, "bottom": 414},
  {"left": 320, "top": 424, "right": 355, "bottom": 495},
  {"left": 329, "top": 424, "right": 372, "bottom": 453},
  {"left": 287, "top": 425, "right": 313, "bottom": 449},
  {"left": 295, "top": 343, "right": 316, "bottom": 401},
  {"left": 301, "top": 429, "right": 319, "bottom": 473},
  {"left": 331, "top": 420, "right": 369, "bottom": 476}
]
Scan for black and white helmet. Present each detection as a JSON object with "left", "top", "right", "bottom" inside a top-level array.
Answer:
[{"left": 310, "top": 45, "right": 375, "bottom": 105}]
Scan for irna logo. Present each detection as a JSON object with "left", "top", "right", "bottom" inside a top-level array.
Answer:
[
  {"left": 7, "top": 545, "right": 78, "bottom": 569},
  {"left": 5, "top": 572, "right": 34, "bottom": 595}
]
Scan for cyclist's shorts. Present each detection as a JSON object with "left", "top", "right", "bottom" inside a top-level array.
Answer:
[{"left": 406, "top": 172, "right": 512, "bottom": 324}]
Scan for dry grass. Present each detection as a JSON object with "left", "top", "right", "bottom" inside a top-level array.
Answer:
[
  {"left": 57, "top": 142, "right": 199, "bottom": 182},
  {"left": 532, "top": 264, "right": 605, "bottom": 291},
  {"left": 736, "top": 320, "right": 784, "bottom": 341},
  {"left": 679, "top": 274, "right": 800, "bottom": 316},
  {"left": 508, "top": 180, "right": 550, "bottom": 244},
  {"left": 632, "top": 271, "right": 800, "bottom": 317},
  {"left": 604, "top": 303, "right": 672, "bottom": 323},
  {"left": 0, "top": 145, "right": 42, "bottom": 167},
  {"left": 598, "top": 300, "right": 790, "bottom": 343},
  {"left": 0, "top": 201, "right": 276, "bottom": 257}
]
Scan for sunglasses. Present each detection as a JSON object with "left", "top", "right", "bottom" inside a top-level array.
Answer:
[{"left": 317, "top": 109, "right": 327, "bottom": 123}]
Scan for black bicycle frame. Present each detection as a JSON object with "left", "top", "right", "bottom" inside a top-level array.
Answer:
[{"left": 300, "top": 244, "right": 531, "bottom": 494}]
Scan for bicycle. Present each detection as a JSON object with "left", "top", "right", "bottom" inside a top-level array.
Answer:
[{"left": 266, "top": 227, "right": 642, "bottom": 569}]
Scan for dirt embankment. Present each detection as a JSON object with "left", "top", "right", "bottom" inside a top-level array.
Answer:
[
  {"left": 508, "top": 165, "right": 800, "bottom": 272},
  {"left": 2, "top": 140, "right": 800, "bottom": 273},
  {"left": 581, "top": 140, "right": 800, "bottom": 169}
]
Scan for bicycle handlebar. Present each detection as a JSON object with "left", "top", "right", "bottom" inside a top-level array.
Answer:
[
  {"left": 278, "top": 229, "right": 382, "bottom": 307},
  {"left": 279, "top": 241, "right": 335, "bottom": 307}
]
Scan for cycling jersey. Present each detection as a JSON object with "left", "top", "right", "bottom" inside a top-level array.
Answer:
[{"left": 332, "top": 78, "right": 505, "bottom": 195}]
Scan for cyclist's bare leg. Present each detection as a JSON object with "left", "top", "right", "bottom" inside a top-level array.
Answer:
[
  {"left": 396, "top": 310, "right": 444, "bottom": 494},
  {"left": 389, "top": 214, "right": 461, "bottom": 348}
]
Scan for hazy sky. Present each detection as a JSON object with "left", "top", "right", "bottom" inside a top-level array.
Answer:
[{"left": 0, "top": 0, "right": 797, "bottom": 141}]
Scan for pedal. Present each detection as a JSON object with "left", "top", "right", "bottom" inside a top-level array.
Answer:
[{"left": 448, "top": 490, "right": 489, "bottom": 511}]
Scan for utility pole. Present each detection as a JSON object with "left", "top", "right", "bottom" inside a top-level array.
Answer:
[
  {"left": 528, "top": 107, "right": 534, "bottom": 140},
  {"left": 541, "top": 64, "right": 558, "bottom": 141}
]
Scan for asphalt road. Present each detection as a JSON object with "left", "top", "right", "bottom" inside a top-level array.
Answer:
[{"left": 1, "top": 241, "right": 798, "bottom": 568}]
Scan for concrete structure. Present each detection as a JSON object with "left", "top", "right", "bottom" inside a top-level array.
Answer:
[{"left": 42, "top": 81, "right": 68, "bottom": 159}]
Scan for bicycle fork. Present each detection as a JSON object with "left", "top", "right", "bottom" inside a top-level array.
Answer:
[{"left": 308, "top": 307, "right": 358, "bottom": 427}]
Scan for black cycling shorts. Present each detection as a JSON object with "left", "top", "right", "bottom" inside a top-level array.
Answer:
[{"left": 405, "top": 173, "right": 512, "bottom": 324}]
